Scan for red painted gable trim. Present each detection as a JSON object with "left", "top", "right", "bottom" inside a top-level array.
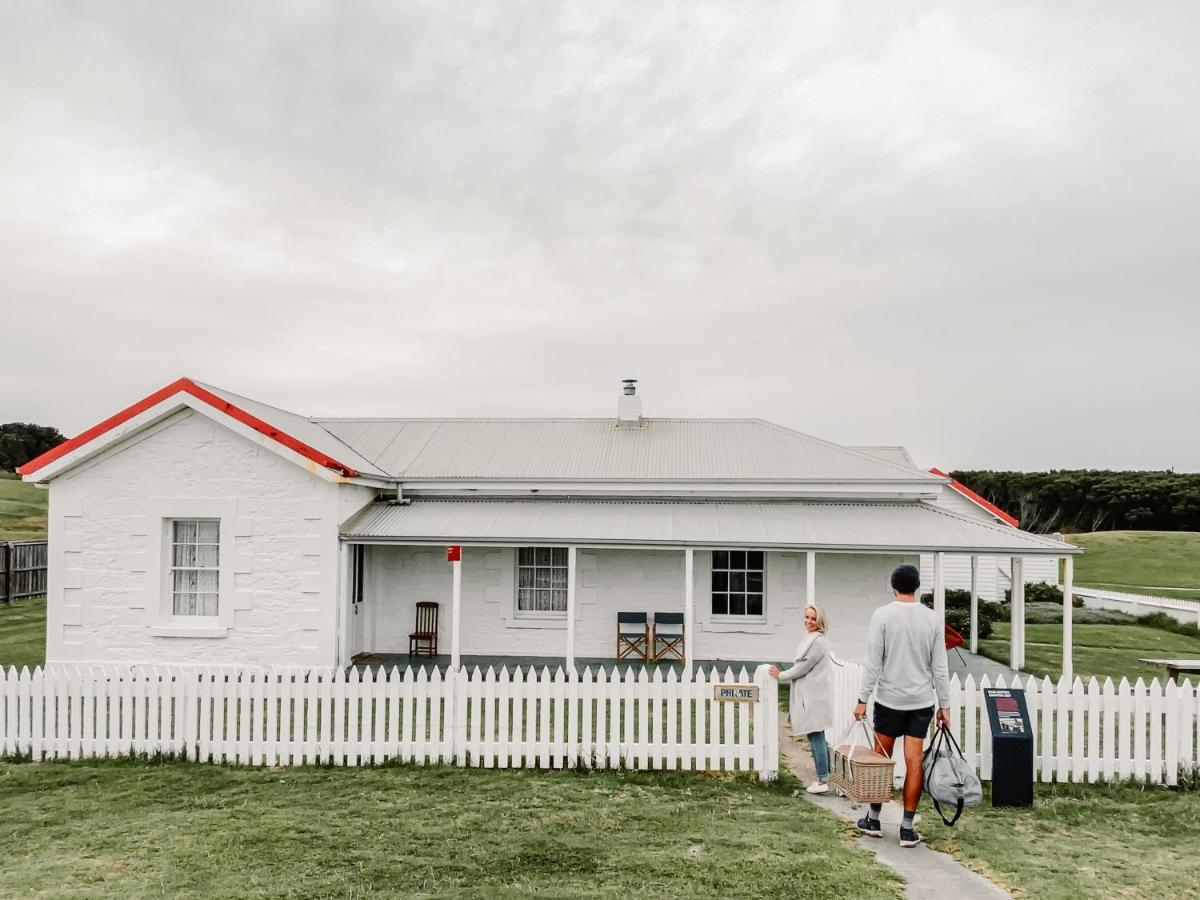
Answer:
[
  {"left": 18, "top": 378, "right": 358, "bottom": 479},
  {"left": 929, "top": 467, "right": 1019, "bottom": 528}
]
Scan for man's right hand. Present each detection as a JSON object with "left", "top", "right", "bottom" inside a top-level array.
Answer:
[{"left": 853, "top": 702, "right": 867, "bottom": 721}]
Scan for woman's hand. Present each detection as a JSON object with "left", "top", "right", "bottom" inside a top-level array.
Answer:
[
  {"left": 853, "top": 702, "right": 867, "bottom": 721},
  {"left": 767, "top": 665, "right": 780, "bottom": 679},
  {"left": 936, "top": 708, "right": 951, "bottom": 729}
]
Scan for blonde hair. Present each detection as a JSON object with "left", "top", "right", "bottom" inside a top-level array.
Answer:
[{"left": 805, "top": 604, "right": 828, "bottom": 633}]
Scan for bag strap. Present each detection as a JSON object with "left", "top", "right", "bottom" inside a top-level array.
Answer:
[
  {"left": 925, "top": 723, "right": 965, "bottom": 827},
  {"left": 930, "top": 794, "right": 965, "bottom": 827}
]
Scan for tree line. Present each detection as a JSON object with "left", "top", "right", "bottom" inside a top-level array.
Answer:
[
  {"left": 950, "top": 469, "right": 1200, "bottom": 534},
  {"left": 0, "top": 423, "right": 65, "bottom": 472}
]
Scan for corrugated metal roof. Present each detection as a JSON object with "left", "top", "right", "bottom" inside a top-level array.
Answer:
[
  {"left": 196, "top": 382, "right": 390, "bottom": 478},
  {"left": 312, "top": 418, "right": 943, "bottom": 482},
  {"left": 342, "top": 498, "right": 1078, "bottom": 555},
  {"left": 850, "top": 446, "right": 919, "bottom": 470}
]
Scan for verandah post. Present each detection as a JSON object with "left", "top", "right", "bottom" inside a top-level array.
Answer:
[
  {"left": 683, "top": 548, "right": 694, "bottom": 681},
  {"left": 1062, "top": 555, "right": 1074, "bottom": 683},
  {"left": 566, "top": 546, "right": 577, "bottom": 674},
  {"left": 444, "top": 545, "right": 464, "bottom": 764},
  {"left": 933, "top": 551, "right": 946, "bottom": 627},
  {"left": 969, "top": 555, "right": 979, "bottom": 654}
]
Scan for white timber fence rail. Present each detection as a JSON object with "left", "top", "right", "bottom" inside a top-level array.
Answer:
[
  {"left": 830, "top": 657, "right": 1199, "bottom": 787},
  {"left": 1072, "top": 585, "right": 1200, "bottom": 627},
  {"left": 0, "top": 663, "right": 779, "bottom": 780}
]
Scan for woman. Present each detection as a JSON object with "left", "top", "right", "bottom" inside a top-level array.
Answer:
[{"left": 771, "top": 604, "right": 834, "bottom": 794}]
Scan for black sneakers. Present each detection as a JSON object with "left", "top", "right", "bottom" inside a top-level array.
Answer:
[
  {"left": 856, "top": 815, "right": 883, "bottom": 838},
  {"left": 899, "top": 826, "right": 922, "bottom": 848}
]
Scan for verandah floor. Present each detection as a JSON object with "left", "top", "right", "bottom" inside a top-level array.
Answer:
[
  {"left": 350, "top": 653, "right": 769, "bottom": 677},
  {"left": 351, "top": 649, "right": 1012, "bottom": 679}
]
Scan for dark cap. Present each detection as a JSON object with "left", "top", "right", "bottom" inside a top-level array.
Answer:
[{"left": 890, "top": 564, "right": 920, "bottom": 594}]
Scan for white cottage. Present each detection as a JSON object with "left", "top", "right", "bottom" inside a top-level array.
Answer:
[
  {"left": 849, "top": 449, "right": 1061, "bottom": 601},
  {"left": 19, "top": 378, "right": 1080, "bottom": 674}
]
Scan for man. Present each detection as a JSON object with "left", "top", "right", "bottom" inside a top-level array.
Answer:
[{"left": 853, "top": 563, "right": 950, "bottom": 849}]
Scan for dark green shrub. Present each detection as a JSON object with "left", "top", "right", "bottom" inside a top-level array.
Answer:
[
  {"left": 920, "top": 589, "right": 1001, "bottom": 640},
  {"left": 1004, "top": 582, "right": 1084, "bottom": 607},
  {"left": 1135, "top": 611, "right": 1200, "bottom": 640}
]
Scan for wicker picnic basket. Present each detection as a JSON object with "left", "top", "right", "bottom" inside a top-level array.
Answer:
[{"left": 829, "top": 721, "right": 895, "bottom": 804}]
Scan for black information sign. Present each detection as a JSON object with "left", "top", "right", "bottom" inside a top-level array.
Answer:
[{"left": 984, "top": 688, "right": 1033, "bottom": 807}]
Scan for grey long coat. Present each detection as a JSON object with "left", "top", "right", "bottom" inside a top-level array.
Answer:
[{"left": 778, "top": 632, "right": 833, "bottom": 735}]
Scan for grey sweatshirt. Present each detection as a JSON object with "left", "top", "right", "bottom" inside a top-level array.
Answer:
[{"left": 857, "top": 601, "right": 951, "bottom": 710}]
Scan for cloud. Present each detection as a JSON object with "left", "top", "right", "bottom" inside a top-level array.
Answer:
[{"left": 1, "top": 1, "right": 1197, "bottom": 470}]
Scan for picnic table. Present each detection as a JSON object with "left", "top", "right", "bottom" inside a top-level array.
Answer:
[{"left": 1138, "top": 658, "right": 1200, "bottom": 683}]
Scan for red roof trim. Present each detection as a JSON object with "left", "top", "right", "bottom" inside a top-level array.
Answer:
[
  {"left": 19, "top": 378, "right": 358, "bottom": 479},
  {"left": 929, "top": 467, "right": 1019, "bottom": 528}
]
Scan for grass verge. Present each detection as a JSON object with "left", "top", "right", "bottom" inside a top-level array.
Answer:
[
  {"left": 0, "top": 595, "right": 45, "bottom": 670},
  {"left": 0, "top": 757, "right": 900, "bottom": 899},
  {"left": 978, "top": 621, "right": 1200, "bottom": 683},
  {"left": 924, "top": 781, "right": 1200, "bottom": 900}
]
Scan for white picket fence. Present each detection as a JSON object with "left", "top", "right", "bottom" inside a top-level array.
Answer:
[
  {"left": 0, "top": 663, "right": 779, "bottom": 779},
  {"left": 830, "top": 658, "right": 1200, "bottom": 786},
  {"left": 1073, "top": 585, "right": 1200, "bottom": 627}
]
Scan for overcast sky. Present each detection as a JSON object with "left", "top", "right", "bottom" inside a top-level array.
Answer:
[{"left": 2, "top": 2, "right": 1198, "bottom": 471}]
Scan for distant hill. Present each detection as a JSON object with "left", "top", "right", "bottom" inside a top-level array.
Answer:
[
  {"left": 0, "top": 473, "right": 47, "bottom": 541},
  {"left": 1070, "top": 531, "right": 1200, "bottom": 601}
]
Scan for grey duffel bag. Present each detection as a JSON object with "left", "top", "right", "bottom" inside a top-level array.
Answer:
[{"left": 922, "top": 726, "right": 983, "bottom": 826}]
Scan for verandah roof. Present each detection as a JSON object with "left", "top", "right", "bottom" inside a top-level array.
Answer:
[{"left": 342, "top": 498, "right": 1079, "bottom": 556}]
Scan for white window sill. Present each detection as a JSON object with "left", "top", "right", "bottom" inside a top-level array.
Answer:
[
  {"left": 149, "top": 623, "right": 230, "bottom": 639},
  {"left": 507, "top": 615, "right": 568, "bottom": 630},
  {"left": 704, "top": 617, "right": 772, "bottom": 634}
]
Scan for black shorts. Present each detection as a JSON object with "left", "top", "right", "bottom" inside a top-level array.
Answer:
[{"left": 873, "top": 702, "right": 934, "bottom": 739}]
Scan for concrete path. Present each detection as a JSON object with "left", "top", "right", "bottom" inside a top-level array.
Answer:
[
  {"left": 780, "top": 715, "right": 1009, "bottom": 900},
  {"left": 948, "top": 649, "right": 1013, "bottom": 680}
]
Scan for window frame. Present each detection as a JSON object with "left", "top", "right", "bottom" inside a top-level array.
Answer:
[
  {"left": 513, "top": 546, "right": 570, "bottom": 618},
  {"left": 709, "top": 549, "right": 767, "bottom": 622},
  {"left": 144, "top": 498, "right": 238, "bottom": 638},
  {"left": 167, "top": 518, "right": 221, "bottom": 618}
]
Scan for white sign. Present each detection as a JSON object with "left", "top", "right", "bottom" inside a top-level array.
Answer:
[{"left": 714, "top": 684, "right": 759, "bottom": 703}]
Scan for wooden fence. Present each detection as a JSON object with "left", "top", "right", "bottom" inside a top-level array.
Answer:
[
  {"left": 830, "top": 658, "right": 1199, "bottom": 786},
  {"left": 1, "top": 540, "right": 47, "bottom": 603},
  {"left": 0, "top": 663, "right": 779, "bottom": 778}
]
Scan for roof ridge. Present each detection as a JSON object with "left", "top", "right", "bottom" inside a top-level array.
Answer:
[
  {"left": 750, "top": 419, "right": 941, "bottom": 481},
  {"left": 308, "top": 416, "right": 772, "bottom": 423}
]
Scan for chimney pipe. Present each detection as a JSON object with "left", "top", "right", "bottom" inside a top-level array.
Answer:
[{"left": 617, "top": 379, "right": 642, "bottom": 427}]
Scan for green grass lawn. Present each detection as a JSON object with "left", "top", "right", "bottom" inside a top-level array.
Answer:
[
  {"left": 924, "top": 782, "right": 1200, "bottom": 900},
  {"left": 0, "top": 471, "right": 47, "bottom": 541},
  {"left": 0, "top": 758, "right": 900, "bottom": 900},
  {"left": 0, "top": 595, "right": 45, "bottom": 670},
  {"left": 979, "top": 621, "right": 1200, "bottom": 683},
  {"left": 1071, "top": 531, "right": 1200, "bottom": 600}
]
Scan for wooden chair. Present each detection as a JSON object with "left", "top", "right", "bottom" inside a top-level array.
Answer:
[
  {"left": 409, "top": 602, "right": 439, "bottom": 657},
  {"left": 616, "top": 611, "right": 649, "bottom": 662},
  {"left": 652, "top": 612, "right": 685, "bottom": 662}
]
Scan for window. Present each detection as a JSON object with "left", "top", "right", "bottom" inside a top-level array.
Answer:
[
  {"left": 711, "top": 550, "right": 764, "bottom": 617},
  {"left": 516, "top": 547, "right": 568, "bottom": 613},
  {"left": 170, "top": 519, "right": 220, "bottom": 616}
]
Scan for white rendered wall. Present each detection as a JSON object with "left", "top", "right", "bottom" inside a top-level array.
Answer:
[
  {"left": 358, "top": 547, "right": 915, "bottom": 665},
  {"left": 43, "top": 410, "right": 375, "bottom": 667}
]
